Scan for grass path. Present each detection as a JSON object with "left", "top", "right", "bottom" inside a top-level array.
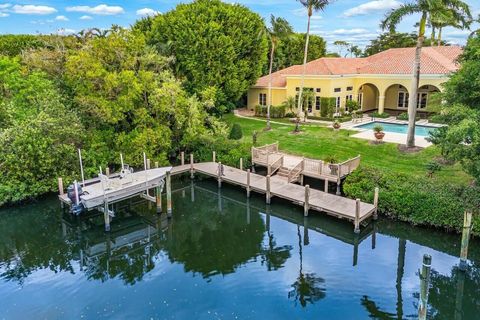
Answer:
[{"left": 224, "top": 113, "right": 471, "bottom": 185}]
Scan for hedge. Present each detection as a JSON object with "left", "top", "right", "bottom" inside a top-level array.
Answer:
[
  {"left": 254, "top": 104, "right": 286, "bottom": 118},
  {"left": 343, "top": 166, "right": 480, "bottom": 235}
]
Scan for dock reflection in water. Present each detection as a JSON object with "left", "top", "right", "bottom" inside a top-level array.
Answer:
[{"left": 0, "top": 179, "right": 479, "bottom": 319}]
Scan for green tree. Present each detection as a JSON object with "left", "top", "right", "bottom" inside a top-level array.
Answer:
[
  {"left": 381, "top": 0, "right": 471, "bottom": 148},
  {"left": 364, "top": 32, "right": 443, "bottom": 57},
  {"left": 333, "top": 40, "right": 349, "bottom": 57},
  {"left": 0, "top": 35, "right": 44, "bottom": 56},
  {"left": 265, "top": 15, "right": 293, "bottom": 130},
  {"left": 296, "top": 0, "right": 332, "bottom": 131},
  {"left": 430, "top": 34, "right": 480, "bottom": 182},
  {"left": 149, "top": 0, "right": 268, "bottom": 113}
]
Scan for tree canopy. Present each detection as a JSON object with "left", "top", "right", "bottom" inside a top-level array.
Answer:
[
  {"left": 364, "top": 32, "right": 444, "bottom": 56},
  {"left": 149, "top": 0, "right": 268, "bottom": 113}
]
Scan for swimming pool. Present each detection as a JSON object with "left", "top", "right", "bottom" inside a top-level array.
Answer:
[{"left": 354, "top": 121, "right": 437, "bottom": 137}]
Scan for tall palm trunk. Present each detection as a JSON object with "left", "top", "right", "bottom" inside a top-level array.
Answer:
[
  {"left": 430, "top": 26, "right": 436, "bottom": 43},
  {"left": 437, "top": 27, "right": 443, "bottom": 46},
  {"left": 406, "top": 12, "right": 426, "bottom": 148},
  {"left": 295, "top": 7, "right": 312, "bottom": 131},
  {"left": 266, "top": 41, "right": 275, "bottom": 130}
]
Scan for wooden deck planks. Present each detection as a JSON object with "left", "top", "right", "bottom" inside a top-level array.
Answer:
[{"left": 171, "top": 161, "right": 375, "bottom": 223}]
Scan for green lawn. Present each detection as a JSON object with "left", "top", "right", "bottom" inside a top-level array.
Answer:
[{"left": 224, "top": 114, "right": 471, "bottom": 185}]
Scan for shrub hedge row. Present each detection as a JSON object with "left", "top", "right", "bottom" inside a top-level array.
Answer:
[
  {"left": 254, "top": 105, "right": 286, "bottom": 118},
  {"left": 343, "top": 166, "right": 480, "bottom": 235}
]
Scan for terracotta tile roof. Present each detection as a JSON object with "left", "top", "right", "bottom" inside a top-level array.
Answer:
[{"left": 253, "top": 46, "right": 463, "bottom": 88}]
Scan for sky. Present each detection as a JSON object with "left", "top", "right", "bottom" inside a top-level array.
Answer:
[{"left": 0, "top": 0, "right": 478, "bottom": 53}]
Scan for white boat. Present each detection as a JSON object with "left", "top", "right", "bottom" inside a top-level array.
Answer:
[{"left": 79, "top": 166, "right": 172, "bottom": 209}]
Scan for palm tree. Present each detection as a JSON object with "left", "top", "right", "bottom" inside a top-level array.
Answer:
[
  {"left": 431, "top": 8, "right": 471, "bottom": 45},
  {"left": 295, "top": 0, "right": 332, "bottom": 132},
  {"left": 266, "top": 15, "right": 293, "bottom": 131},
  {"left": 381, "top": 0, "right": 471, "bottom": 148}
]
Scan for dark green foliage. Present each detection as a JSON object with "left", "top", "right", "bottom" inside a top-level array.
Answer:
[
  {"left": 229, "top": 124, "right": 243, "bottom": 140},
  {"left": 344, "top": 167, "right": 480, "bottom": 235},
  {"left": 396, "top": 112, "right": 420, "bottom": 121},
  {"left": 309, "top": 115, "right": 352, "bottom": 123},
  {"left": 426, "top": 161, "right": 442, "bottom": 177},
  {"left": 370, "top": 111, "right": 390, "bottom": 118},
  {"left": 0, "top": 35, "right": 44, "bottom": 56},
  {"left": 320, "top": 97, "right": 336, "bottom": 118},
  {"left": 150, "top": 0, "right": 268, "bottom": 112},
  {"left": 364, "top": 32, "right": 445, "bottom": 57},
  {"left": 254, "top": 104, "right": 286, "bottom": 118}
]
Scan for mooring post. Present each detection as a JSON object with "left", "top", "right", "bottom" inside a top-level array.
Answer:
[
  {"left": 354, "top": 199, "right": 360, "bottom": 234},
  {"left": 104, "top": 200, "right": 110, "bottom": 232},
  {"left": 303, "top": 216, "right": 309, "bottom": 246},
  {"left": 105, "top": 167, "right": 110, "bottom": 177},
  {"left": 156, "top": 186, "right": 162, "bottom": 214},
  {"left": 58, "top": 177, "right": 64, "bottom": 195},
  {"left": 304, "top": 185, "right": 310, "bottom": 217},
  {"left": 373, "top": 187, "right": 379, "bottom": 220},
  {"left": 190, "top": 153, "right": 194, "bottom": 179},
  {"left": 336, "top": 179, "right": 341, "bottom": 196},
  {"left": 418, "top": 254, "right": 432, "bottom": 320},
  {"left": 266, "top": 175, "right": 271, "bottom": 204},
  {"left": 190, "top": 180, "right": 195, "bottom": 203},
  {"left": 212, "top": 151, "right": 216, "bottom": 163},
  {"left": 246, "top": 169, "right": 251, "bottom": 198},
  {"left": 459, "top": 211, "right": 473, "bottom": 271},
  {"left": 239, "top": 158, "right": 243, "bottom": 171},
  {"left": 147, "top": 158, "right": 151, "bottom": 170},
  {"left": 324, "top": 179, "right": 328, "bottom": 193},
  {"left": 454, "top": 268, "right": 466, "bottom": 320},
  {"left": 166, "top": 171, "right": 172, "bottom": 217},
  {"left": 217, "top": 162, "right": 222, "bottom": 188},
  {"left": 155, "top": 161, "right": 159, "bottom": 168},
  {"left": 181, "top": 151, "right": 185, "bottom": 166}
]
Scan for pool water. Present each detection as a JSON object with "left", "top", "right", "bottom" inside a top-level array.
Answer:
[
  {"left": 355, "top": 121, "right": 437, "bottom": 137},
  {"left": 1, "top": 179, "right": 479, "bottom": 319}
]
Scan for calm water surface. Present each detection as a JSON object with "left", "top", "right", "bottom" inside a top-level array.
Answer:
[
  {"left": 0, "top": 179, "right": 479, "bottom": 319},
  {"left": 355, "top": 121, "right": 437, "bottom": 137}
]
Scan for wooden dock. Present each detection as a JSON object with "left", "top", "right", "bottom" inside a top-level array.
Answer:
[{"left": 171, "top": 160, "right": 377, "bottom": 233}]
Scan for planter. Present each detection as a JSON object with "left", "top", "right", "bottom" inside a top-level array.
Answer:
[
  {"left": 333, "top": 123, "right": 341, "bottom": 130},
  {"left": 374, "top": 131, "right": 385, "bottom": 141}
]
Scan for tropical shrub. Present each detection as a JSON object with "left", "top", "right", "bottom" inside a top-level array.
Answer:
[
  {"left": 254, "top": 105, "right": 286, "bottom": 118},
  {"left": 344, "top": 166, "right": 480, "bottom": 235},
  {"left": 320, "top": 97, "right": 336, "bottom": 118},
  {"left": 369, "top": 111, "right": 390, "bottom": 118},
  {"left": 229, "top": 123, "right": 243, "bottom": 140}
]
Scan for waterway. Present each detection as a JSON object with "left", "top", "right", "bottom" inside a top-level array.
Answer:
[{"left": 0, "top": 178, "right": 478, "bottom": 319}]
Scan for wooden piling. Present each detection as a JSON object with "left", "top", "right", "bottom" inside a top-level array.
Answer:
[
  {"left": 190, "top": 153, "right": 194, "bottom": 179},
  {"left": 324, "top": 179, "right": 328, "bottom": 193},
  {"left": 166, "top": 171, "right": 172, "bottom": 217},
  {"left": 418, "top": 254, "right": 432, "bottom": 320},
  {"left": 336, "top": 178, "right": 341, "bottom": 196},
  {"left": 146, "top": 158, "right": 151, "bottom": 170},
  {"left": 58, "top": 177, "right": 64, "bottom": 195},
  {"left": 104, "top": 200, "right": 110, "bottom": 232},
  {"left": 217, "top": 162, "right": 222, "bottom": 188},
  {"left": 460, "top": 211, "right": 473, "bottom": 270},
  {"left": 266, "top": 175, "right": 271, "bottom": 204},
  {"left": 304, "top": 185, "right": 310, "bottom": 217},
  {"left": 354, "top": 199, "right": 360, "bottom": 233},
  {"left": 156, "top": 186, "right": 162, "bottom": 213},
  {"left": 373, "top": 187, "right": 379, "bottom": 220},
  {"left": 181, "top": 151, "right": 185, "bottom": 166},
  {"left": 246, "top": 169, "right": 251, "bottom": 198},
  {"left": 155, "top": 161, "right": 159, "bottom": 168},
  {"left": 239, "top": 158, "right": 243, "bottom": 171},
  {"left": 105, "top": 167, "right": 110, "bottom": 177},
  {"left": 212, "top": 151, "right": 216, "bottom": 163}
]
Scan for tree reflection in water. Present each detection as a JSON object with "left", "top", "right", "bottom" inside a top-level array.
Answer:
[{"left": 288, "top": 225, "right": 326, "bottom": 307}]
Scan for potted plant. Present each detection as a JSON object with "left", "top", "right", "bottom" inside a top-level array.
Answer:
[
  {"left": 324, "top": 155, "right": 338, "bottom": 175},
  {"left": 373, "top": 124, "right": 385, "bottom": 141},
  {"left": 332, "top": 120, "right": 341, "bottom": 130}
]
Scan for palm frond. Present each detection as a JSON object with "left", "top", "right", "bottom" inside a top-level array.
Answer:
[{"left": 381, "top": 3, "right": 422, "bottom": 32}]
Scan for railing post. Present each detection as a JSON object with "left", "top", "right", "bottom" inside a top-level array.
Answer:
[
  {"left": 190, "top": 153, "right": 194, "bottom": 179},
  {"left": 58, "top": 177, "right": 64, "bottom": 195},
  {"left": 319, "top": 160, "right": 323, "bottom": 174},
  {"left": 181, "top": 151, "right": 185, "bottom": 166},
  {"left": 246, "top": 169, "right": 251, "bottom": 198},
  {"left": 373, "top": 187, "right": 379, "bottom": 220},
  {"left": 460, "top": 211, "right": 473, "bottom": 271},
  {"left": 267, "top": 152, "right": 270, "bottom": 176},
  {"left": 212, "top": 151, "right": 216, "bottom": 163},
  {"left": 336, "top": 164, "right": 341, "bottom": 195},
  {"left": 304, "top": 185, "right": 310, "bottom": 217},
  {"left": 324, "top": 179, "right": 328, "bottom": 193},
  {"left": 300, "top": 158, "right": 305, "bottom": 186},
  {"left": 240, "top": 158, "right": 243, "bottom": 171},
  {"left": 217, "top": 162, "right": 222, "bottom": 188},
  {"left": 266, "top": 175, "right": 271, "bottom": 204},
  {"left": 354, "top": 199, "right": 360, "bottom": 233},
  {"left": 418, "top": 254, "right": 432, "bottom": 320},
  {"left": 166, "top": 171, "right": 172, "bottom": 217}
]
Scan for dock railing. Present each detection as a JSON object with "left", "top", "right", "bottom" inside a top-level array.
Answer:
[
  {"left": 268, "top": 155, "right": 284, "bottom": 176},
  {"left": 288, "top": 159, "right": 304, "bottom": 183},
  {"left": 338, "top": 155, "right": 361, "bottom": 177}
]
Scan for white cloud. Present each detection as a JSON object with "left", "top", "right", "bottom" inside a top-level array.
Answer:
[
  {"left": 0, "top": 4, "right": 11, "bottom": 10},
  {"left": 12, "top": 5, "right": 57, "bottom": 15},
  {"left": 66, "top": 4, "right": 124, "bottom": 16},
  {"left": 56, "top": 28, "right": 76, "bottom": 35},
  {"left": 79, "top": 15, "right": 93, "bottom": 20},
  {"left": 0, "top": 12, "right": 8, "bottom": 18},
  {"left": 136, "top": 8, "right": 160, "bottom": 17},
  {"left": 343, "top": 0, "right": 401, "bottom": 17},
  {"left": 55, "top": 15, "right": 69, "bottom": 21}
]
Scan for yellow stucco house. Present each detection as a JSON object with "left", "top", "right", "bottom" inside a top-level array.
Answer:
[{"left": 247, "top": 46, "right": 462, "bottom": 116}]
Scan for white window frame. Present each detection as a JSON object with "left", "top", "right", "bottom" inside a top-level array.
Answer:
[
  {"left": 259, "top": 93, "right": 267, "bottom": 106},
  {"left": 417, "top": 92, "right": 428, "bottom": 109},
  {"left": 397, "top": 91, "right": 409, "bottom": 109},
  {"left": 335, "top": 96, "right": 341, "bottom": 114},
  {"left": 315, "top": 96, "right": 321, "bottom": 111},
  {"left": 357, "top": 93, "right": 363, "bottom": 108}
]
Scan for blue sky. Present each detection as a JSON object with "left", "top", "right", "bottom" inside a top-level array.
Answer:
[{"left": 0, "top": 0, "right": 478, "bottom": 53}]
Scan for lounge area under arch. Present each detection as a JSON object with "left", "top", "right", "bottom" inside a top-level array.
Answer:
[{"left": 358, "top": 83, "right": 379, "bottom": 112}]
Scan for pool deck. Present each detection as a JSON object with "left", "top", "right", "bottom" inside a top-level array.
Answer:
[{"left": 343, "top": 117, "right": 443, "bottom": 147}]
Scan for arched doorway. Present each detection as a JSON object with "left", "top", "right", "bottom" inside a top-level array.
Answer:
[
  {"left": 358, "top": 83, "right": 379, "bottom": 112},
  {"left": 384, "top": 84, "right": 409, "bottom": 113}
]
